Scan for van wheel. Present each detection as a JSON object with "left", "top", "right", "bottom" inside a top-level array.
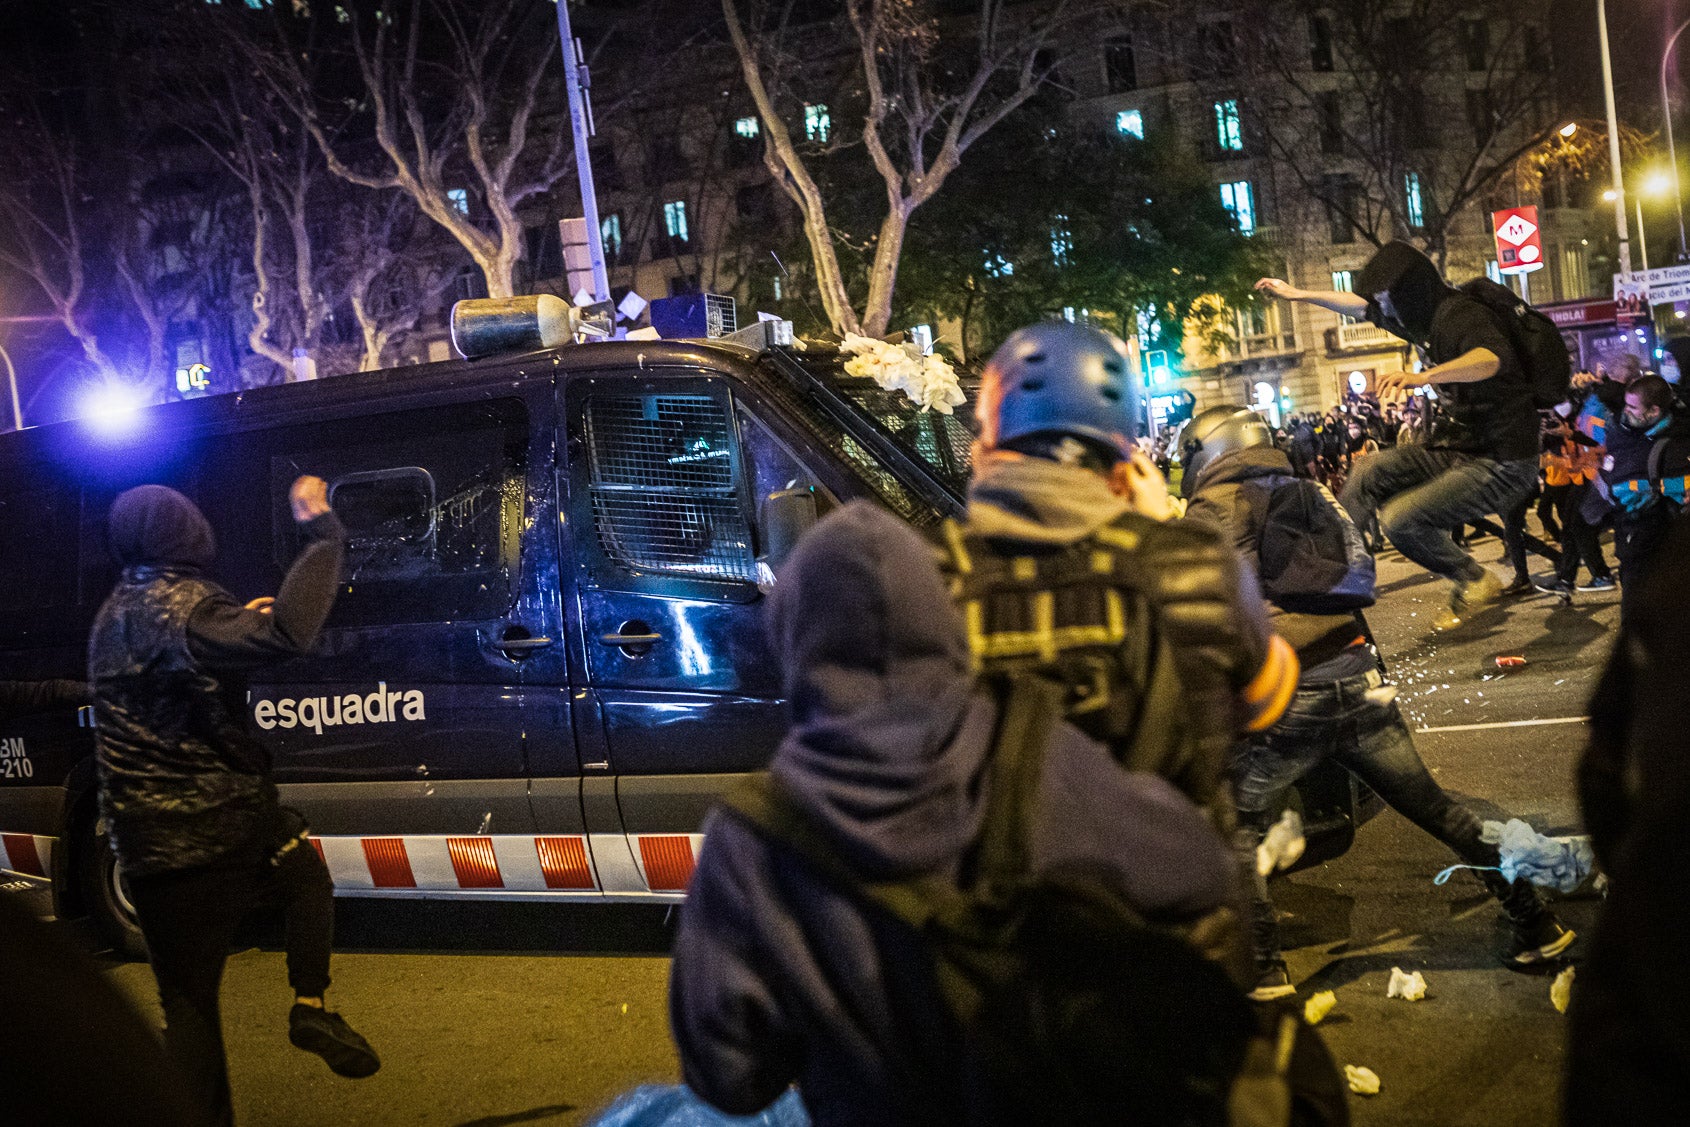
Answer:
[{"left": 75, "top": 815, "right": 147, "bottom": 961}]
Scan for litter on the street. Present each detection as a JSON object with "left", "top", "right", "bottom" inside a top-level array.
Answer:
[
  {"left": 1345, "top": 1065, "right": 1381, "bottom": 1096},
  {"left": 1495, "top": 655, "right": 1527, "bottom": 668},
  {"left": 1303, "top": 991, "right": 1337, "bottom": 1026},
  {"left": 1387, "top": 967, "right": 1427, "bottom": 1001},
  {"left": 1552, "top": 967, "right": 1575, "bottom": 1014}
]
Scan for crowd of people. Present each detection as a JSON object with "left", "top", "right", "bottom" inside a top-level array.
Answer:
[{"left": 9, "top": 239, "right": 1690, "bottom": 1126}]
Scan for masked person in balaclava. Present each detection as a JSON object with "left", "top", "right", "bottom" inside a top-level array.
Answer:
[
  {"left": 1256, "top": 243, "right": 1541, "bottom": 630},
  {"left": 89, "top": 478, "right": 378, "bottom": 1127}
]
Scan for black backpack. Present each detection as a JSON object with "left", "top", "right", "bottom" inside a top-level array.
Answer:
[
  {"left": 1458, "top": 277, "right": 1573, "bottom": 409},
  {"left": 717, "top": 676, "right": 1346, "bottom": 1127},
  {"left": 1257, "top": 477, "right": 1376, "bottom": 614}
]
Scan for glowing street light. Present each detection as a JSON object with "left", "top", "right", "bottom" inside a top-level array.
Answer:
[{"left": 1559, "top": 121, "right": 1579, "bottom": 139}]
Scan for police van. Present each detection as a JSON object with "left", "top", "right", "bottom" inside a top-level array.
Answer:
[{"left": 0, "top": 306, "right": 1371, "bottom": 955}]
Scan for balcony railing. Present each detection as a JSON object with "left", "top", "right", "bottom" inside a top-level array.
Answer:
[
  {"left": 1329, "top": 321, "right": 1401, "bottom": 352},
  {"left": 1237, "top": 330, "right": 1297, "bottom": 357}
]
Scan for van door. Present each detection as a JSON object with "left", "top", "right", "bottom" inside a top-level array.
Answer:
[
  {"left": 559, "top": 372, "right": 824, "bottom": 897},
  {"left": 214, "top": 395, "right": 576, "bottom": 894}
]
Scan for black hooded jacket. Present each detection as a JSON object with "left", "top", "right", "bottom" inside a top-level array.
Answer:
[
  {"left": 1355, "top": 241, "right": 1539, "bottom": 462},
  {"left": 88, "top": 486, "right": 344, "bottom": 877},
  {"left": 669, "top": 502, "right": 1241, "bottom": 1126}
]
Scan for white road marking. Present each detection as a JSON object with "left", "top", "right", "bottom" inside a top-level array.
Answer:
[{"left": 1416, "top": 716, "right": 1588, "bottom": 734}]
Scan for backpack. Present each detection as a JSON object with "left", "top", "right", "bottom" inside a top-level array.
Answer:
[
  {"left": 717, "top": 676, "right": 1346, "bottom": 1127},
  {"left": 1257, "top": 477, "right": 1376, "bottom": 614},
  {"left": 1457, "top": 277, "right": 1573, "bottom": 409}
]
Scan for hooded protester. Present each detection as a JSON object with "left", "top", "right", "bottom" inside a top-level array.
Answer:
[
  {"left": 668, "top": 501, "right": 1260, "bottom": 1126},
  {"left": 89, "top": 479, "right": 378, "bottom": 1127},
  {"left": 1256, "top": 243, "right": 1541, "bottom": 630},
  {"left": 1180, "top": 406, "right": 1574, "bottom": 1001},
  {"left": 939, "top": 322, "right": 1298, "bottom": 818}
]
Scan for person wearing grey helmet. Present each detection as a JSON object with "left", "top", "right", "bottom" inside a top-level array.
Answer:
[
  {"left": 938, "top": 321, "right": 1300, "bottom": 822},
  {"left": 1181, "top": 406, "right": 1573, "bottom": 1001}
]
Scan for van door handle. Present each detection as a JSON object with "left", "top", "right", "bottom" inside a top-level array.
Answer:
[
  {"left": 599, "top": 631, "right": 662, "bottom": 645},
  {"left": 496, "top": 636, "right": 555, "bottom": 652}
]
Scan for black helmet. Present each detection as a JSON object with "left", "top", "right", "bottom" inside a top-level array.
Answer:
[
  {"left": 980, "top": 322, "right": 1141, "bottom": 461},
  {"left": 1177, "top": 405, "right": 1273, "bottom": 496}
]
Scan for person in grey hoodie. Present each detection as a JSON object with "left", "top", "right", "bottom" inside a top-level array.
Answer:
[{"left": 668, "top": 501, "right": 1249, "bottom": 1126}]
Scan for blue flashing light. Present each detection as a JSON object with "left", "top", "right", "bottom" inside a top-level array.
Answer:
[{"left": 82, "top": 382, "right": 146, "bottom": 434}]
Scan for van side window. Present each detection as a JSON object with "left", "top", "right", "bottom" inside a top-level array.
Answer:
[
  {"left": 581, "top": 387, "right": 757, "bottom": 586},
  {"left": 273, "top": 399, "right": 526, "bottom": 627}
]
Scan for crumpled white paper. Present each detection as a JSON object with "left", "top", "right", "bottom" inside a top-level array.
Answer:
[
  {"left": 1303, "top": 990, "right": 1337, "bottom": 1026},
  {"left": 1552, "top": 966, "right": 1575, "bottom": 1014},
  {"left": 840, "top": 333, "right": 967, "bottom": 415},
  {"left": 1344, "top": 1065, "right": 1381, "bottom": 1096},
  {"left": 1481, "top": 819, "right": 1596, "bottom": 893},
  {"left": 1256, "top": 808, "right": 1306, "bottom": 876},
  {"left": 1387, "top": 967, "right": 1427, "bottom": 1001}
]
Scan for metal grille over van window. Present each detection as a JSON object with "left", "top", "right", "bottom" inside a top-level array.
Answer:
[{"left": 585, "top": 393, "right": 756, "bottom": 582}]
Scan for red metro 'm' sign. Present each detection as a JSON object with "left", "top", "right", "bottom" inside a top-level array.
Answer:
[{"left": 1492, "top": 206, "right": 1545, "bottom": 275}]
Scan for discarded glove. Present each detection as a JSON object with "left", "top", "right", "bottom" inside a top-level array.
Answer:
[
  {"left": 1344, "top": 1065, "right": 1381, "bottom": 1096},
  {"left": 1257, "top": 808, "right": 1306, "bottom": 876},
  {"left": 1303, "top": 991, "right": 1337, "bottom": 1026},
  {"left": 1386, "top": 967, "right": 1426, "bottom": 1002}
]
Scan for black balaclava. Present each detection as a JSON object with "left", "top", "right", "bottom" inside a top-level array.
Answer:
[
  {"left": 1354, "top": 240, "right": 1451, "bottom": 340},
  {"left": 108, "top": 485, "right": 216, "bottom": 570}
]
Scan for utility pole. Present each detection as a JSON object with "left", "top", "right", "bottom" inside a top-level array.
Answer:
[
  {"left": 1661, "top": 16, "right": 1690, "bottom": 261},
  {"left": 556, "top": 1, "right": 610, "bottom": 304},
  {"left": 1600, "top": 0, "right": 1633, "bottom": 277}
]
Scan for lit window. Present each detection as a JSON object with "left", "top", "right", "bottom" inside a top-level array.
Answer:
[
  {"left": 663, "top": 200, "right": 689, "bottom": 243},
  {"left": 908, "top": 324, "right": 934, "bottom": 354},
  {"left": 985, "top": 252, "right": 1014, "bottom": 278},
  {"left": 1062, "top": 306, "right": 1077, "bottom": 323},
  {"left": 1115, "top": 109, "right": 1144, "bottom": 139},
  {"left": 1050, "top": 215, "right": 1073, "bottom": 266},
  {"left": 448, "top": 188, "right": 469, "bottom": 215},
  {"left": 804, "top": 103, "right": 831, "bottom": 144},
  {"left": 1214, "top": 99, "right": 1243, "bottom": 152},
  {"left": 773, "top": 275, "right": 784, "bottom": 302},
  {"left": 1330, "top": 269, "right": 1353, "bottom": 292},
  {"left": 1137, "top": 308, "right": 1157, "bottom": 351},
  {"left": 1404, "top": 171, "right": 1425, "bottom": 229},
  {"left": 601, "top": 213, "right": 623, "bottom": 259},
  {"left": 734, "top": 116, "right": 760, "bottom": 139},
  {"left": 1220, "top": 180, "right": 1256, "bottom": 234}
]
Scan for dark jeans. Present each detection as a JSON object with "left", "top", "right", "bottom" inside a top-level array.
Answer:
[
  {"left": 127, "top": 843, "right": 335, "bottom": 1127},
  {"left": 1230, "top": 670, "right": 1528, "bottom": 970},
  {"left": 1538, "top": 482, "right": 1568, "bottom": 540},
  {"left": 1556, "top": 482, "right": 1613, "bottom": 585},
  {"left": 1616, "top": 502, "right": 1678, "bottom": 622},
  {"left": 1501, "top": 490, "right": 1534, "bottom": 582},
  {"left": 1340, "top": 445, "right": 1538, "bottom": 579}
]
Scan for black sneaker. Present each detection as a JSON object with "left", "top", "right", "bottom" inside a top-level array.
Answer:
[
  {"left": 289, "top": 1004, "right": 381, "bottom": 1078},
  {"left": 1248, "top": 962, "right": 1297, "bottom": 1002},
  {"left": 1504, "top": 915, "right": 1576, "bottom": 968},
  {"left": 1500, "top": 575, "right": 1534, "bottom": 597},
  {"left": 1531, "top": 574, "right": 1573, "bottom": 597}
]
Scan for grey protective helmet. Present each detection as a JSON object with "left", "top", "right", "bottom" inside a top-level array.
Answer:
[
  {"left": 981, "top": 322, "right": 1141, "bottom": 461},
  {"left": 1177, "top": 405, "right": 1273, "bottom": 497}
]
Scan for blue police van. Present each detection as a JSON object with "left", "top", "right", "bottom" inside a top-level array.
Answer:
[{"left": 0, "top": 319, "right": 1371, "bottom": 956}]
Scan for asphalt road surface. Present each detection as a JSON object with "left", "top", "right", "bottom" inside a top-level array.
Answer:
[{"left": 19, "top": 532, "right": 1617, "bottom": 1126}]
